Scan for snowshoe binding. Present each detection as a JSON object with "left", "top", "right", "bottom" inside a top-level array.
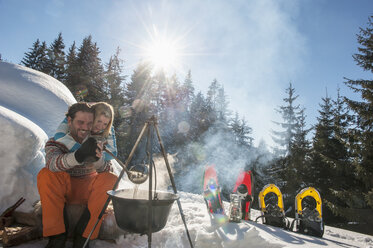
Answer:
[
  {"left": 291, "top": 187, "right": 324, "bottom": 237},
  {"left": 228, "top": 193, "right": 242, "bottom": 222},
  {"left": 256, "top": 184, "right": 288, "bottom": 228}
]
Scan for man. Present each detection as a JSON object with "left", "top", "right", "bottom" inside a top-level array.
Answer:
[{"left": 37, "top": 102, "right": 117, "bottom": 248}]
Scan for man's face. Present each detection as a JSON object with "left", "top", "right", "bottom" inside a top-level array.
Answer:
[{"left": 67, "top": 111, "right": 94, "bottom": 143}]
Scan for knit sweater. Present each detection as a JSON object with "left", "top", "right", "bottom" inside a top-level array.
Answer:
[{"left": 45, "top": 137, "right": 112, "bottom": 177}]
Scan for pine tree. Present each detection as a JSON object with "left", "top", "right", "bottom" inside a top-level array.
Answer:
[
  {"left": 21, "top": 39, "right": 40, "bottom": 69},
  {"left": 216, "top": 85, "right": 230, "bottom": 122},
  {"left": 207, "top": 79, "right": 219, "bottom": 109},
  {"left": 278, "top": 107, "right": 311, "bottom": 211},
  {"left": 181, "top": 70, "right": 195, "bottom": 112},
  {"left": 105, "top": 47, "right": 127, "bottom": 158},
  {"left": 38, "top": 41, "right": 49, "bottom": 74},
  {"left": 177, "top": 70, "right": 195, "bottom": 143},
  {"left": 322, "top": 89, "right": 362, "bottom": 222},
  {"left": 271, "top": 83, "right": 300, "bottom": 157},
  {"left": 76, "top": 35, "right": 107, "bottom": 102},
  {"left": 205, "top": 79, "right": 227, "bottom": 130},
  {"left": 152, "top": 69, "right": 168, "bottom": 118},
  {"left": 270, "top": 83, "right": 304, "bottom": 207},
  {"left": 46, "top": 32, "right": 66, "bottom": 81},
  {"left": 309, "top": 93, "right": 338, "bottom": 221},
  {"left": 189, "top": 92, "right": 211, "bottom": 140},
  {"left": 65, "top": 42, "right": 80, "bottom": 93},
  {"left": 157, "top": 73, "right": 184, "bottom": 151},
  {"left": 289, "top": 108, "right": 311, "bottom": 186},
  {"left": 230, "top": 112, "right": 253, "bottom": 148},
  {"left": 105, "top": 47, "right": 126, "bottom": 103},
  {"left": 206, "top": 79, "right": 220, "bottom": 123},
  {"left": 21, "top": 39, "right": 48, "bottom": 72},
  {"left": 121, "top": 62, "right": 153, "bottom": 161},
  {"left": 344, "top": 16, "right": 373, "bottom": 210}
]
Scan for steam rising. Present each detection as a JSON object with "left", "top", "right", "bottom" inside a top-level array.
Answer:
[{"left": 174, "top": 127, "right": 268, "bottom": 199}]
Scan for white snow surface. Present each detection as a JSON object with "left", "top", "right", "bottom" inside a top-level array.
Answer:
[
  {"left": 0, "top": 106, "right": 47, "bottom": 212},
  {"left": 1, "top": 62, "right": 373, "bottom": 247},
  {"left": 0, "top": 62, "right": 76, "bottom": 137},
  {"left": 7, "top": 195, "right": 373, "bottom": 248},
  {"left": 0, "top": 62, "right": 76, "bottom": 212}
]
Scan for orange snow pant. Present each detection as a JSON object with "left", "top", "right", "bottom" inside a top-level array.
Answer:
[{"left": 37, "top": 168, "right": 117, "bottom": 239}]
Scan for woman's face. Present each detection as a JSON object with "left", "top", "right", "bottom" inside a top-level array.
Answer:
[{"left": 92, "top": 114, "right": 111, "bottom": 135}]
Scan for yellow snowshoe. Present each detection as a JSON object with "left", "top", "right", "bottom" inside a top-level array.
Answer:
[
  {"left": 256, "top": 184, "right": 288, "bottom": 228},
  {"left": 292, "top": 187, "right": 324, "bottom": 237}
]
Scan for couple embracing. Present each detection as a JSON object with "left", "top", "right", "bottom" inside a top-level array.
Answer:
[{"left": 37, "top": 102, "right": 119, "bottom": 248}]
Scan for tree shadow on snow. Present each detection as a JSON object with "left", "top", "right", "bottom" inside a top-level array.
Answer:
[
  {"left": 246, "top": 221, "right": 359, "bottom": 248},
  {"left": 321, "top": 237, "right": 360, "bottom": 248},
  {"left": 246, "top": 221, "right": 325, "bottom": 246}
]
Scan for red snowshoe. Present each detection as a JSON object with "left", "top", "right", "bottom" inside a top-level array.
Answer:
[
  {"left": 202, "top": 165, "right": 225, "bottom": 215},
  {"left": 231, "top": 170, "right": 254, "bottom": 221}
]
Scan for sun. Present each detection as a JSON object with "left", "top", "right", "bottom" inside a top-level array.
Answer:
[{"left": 143, "top": 36, "right": 182, "bottom": 73}]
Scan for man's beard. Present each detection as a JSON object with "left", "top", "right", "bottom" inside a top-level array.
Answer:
[{"left": 70, "top": 127, "right": 89, "bottom": 143}]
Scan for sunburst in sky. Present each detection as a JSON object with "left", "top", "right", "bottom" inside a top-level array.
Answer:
[{"left": 143, "top": 36, "right": 181, "bottom": 73}]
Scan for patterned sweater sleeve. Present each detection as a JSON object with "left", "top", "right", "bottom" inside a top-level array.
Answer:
[
  {"left": 45, "top": 138, "right": 82, "bottom": 172},
  {"left": 96, "top": 159, "right": 114, "bottom": 173}
]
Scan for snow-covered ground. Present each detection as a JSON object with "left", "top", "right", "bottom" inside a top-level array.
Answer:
[
  {"left": 1, "top": 62, "right": 373, "bottom": 248},
  {"left": 7, "top": 193, "right": 373, "bottom": 248}
]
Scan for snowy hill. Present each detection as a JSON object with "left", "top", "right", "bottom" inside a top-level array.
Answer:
[{"left": 0, "top": 62, "right": 373, "bottom": 247}]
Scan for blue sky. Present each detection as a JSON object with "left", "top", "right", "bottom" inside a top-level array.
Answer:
[{"left": 1, "top": 0, "right": 372, "bottom": 146}]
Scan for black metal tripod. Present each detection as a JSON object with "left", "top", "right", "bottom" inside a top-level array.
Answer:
[{"left": 83, "top": 116, "right": 194, "bottom": 248}]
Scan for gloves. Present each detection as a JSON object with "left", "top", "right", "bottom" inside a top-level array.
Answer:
[{"left": 74, "top": 137, "right": 100, "bottom": 163}]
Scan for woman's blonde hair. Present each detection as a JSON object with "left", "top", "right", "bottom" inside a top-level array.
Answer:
[{"left": 92, "top": 102, "right": 114, "bottom": 137}]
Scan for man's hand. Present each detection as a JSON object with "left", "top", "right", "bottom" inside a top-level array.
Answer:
[{"left": 74, "top": 137, "right": 102, "bottom": 163}]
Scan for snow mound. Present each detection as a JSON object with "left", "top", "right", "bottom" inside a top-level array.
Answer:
[
  {"left": 0, "top": 62, "right": 76, "bottom": 137},
  {"left": 0, "top": 106, "right": 48, "bottom": 211},
  {"left": 0, "top": 62, "right": 76, "bottom": 213}
]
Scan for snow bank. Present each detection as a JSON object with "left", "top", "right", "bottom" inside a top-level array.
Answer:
[
  {"left": 0, "top": 62, "right": 76, "bottom": 137},
  {"left": 0, "top": 62, "right": 76, "bottom": 213},
  {"left": 0, "top": 106, "right": 47, "bottom": 212}
]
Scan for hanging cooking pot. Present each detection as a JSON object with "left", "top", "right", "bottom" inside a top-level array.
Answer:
[{"left": 107, "top": 188, "right": 178, "bottom": 234}]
